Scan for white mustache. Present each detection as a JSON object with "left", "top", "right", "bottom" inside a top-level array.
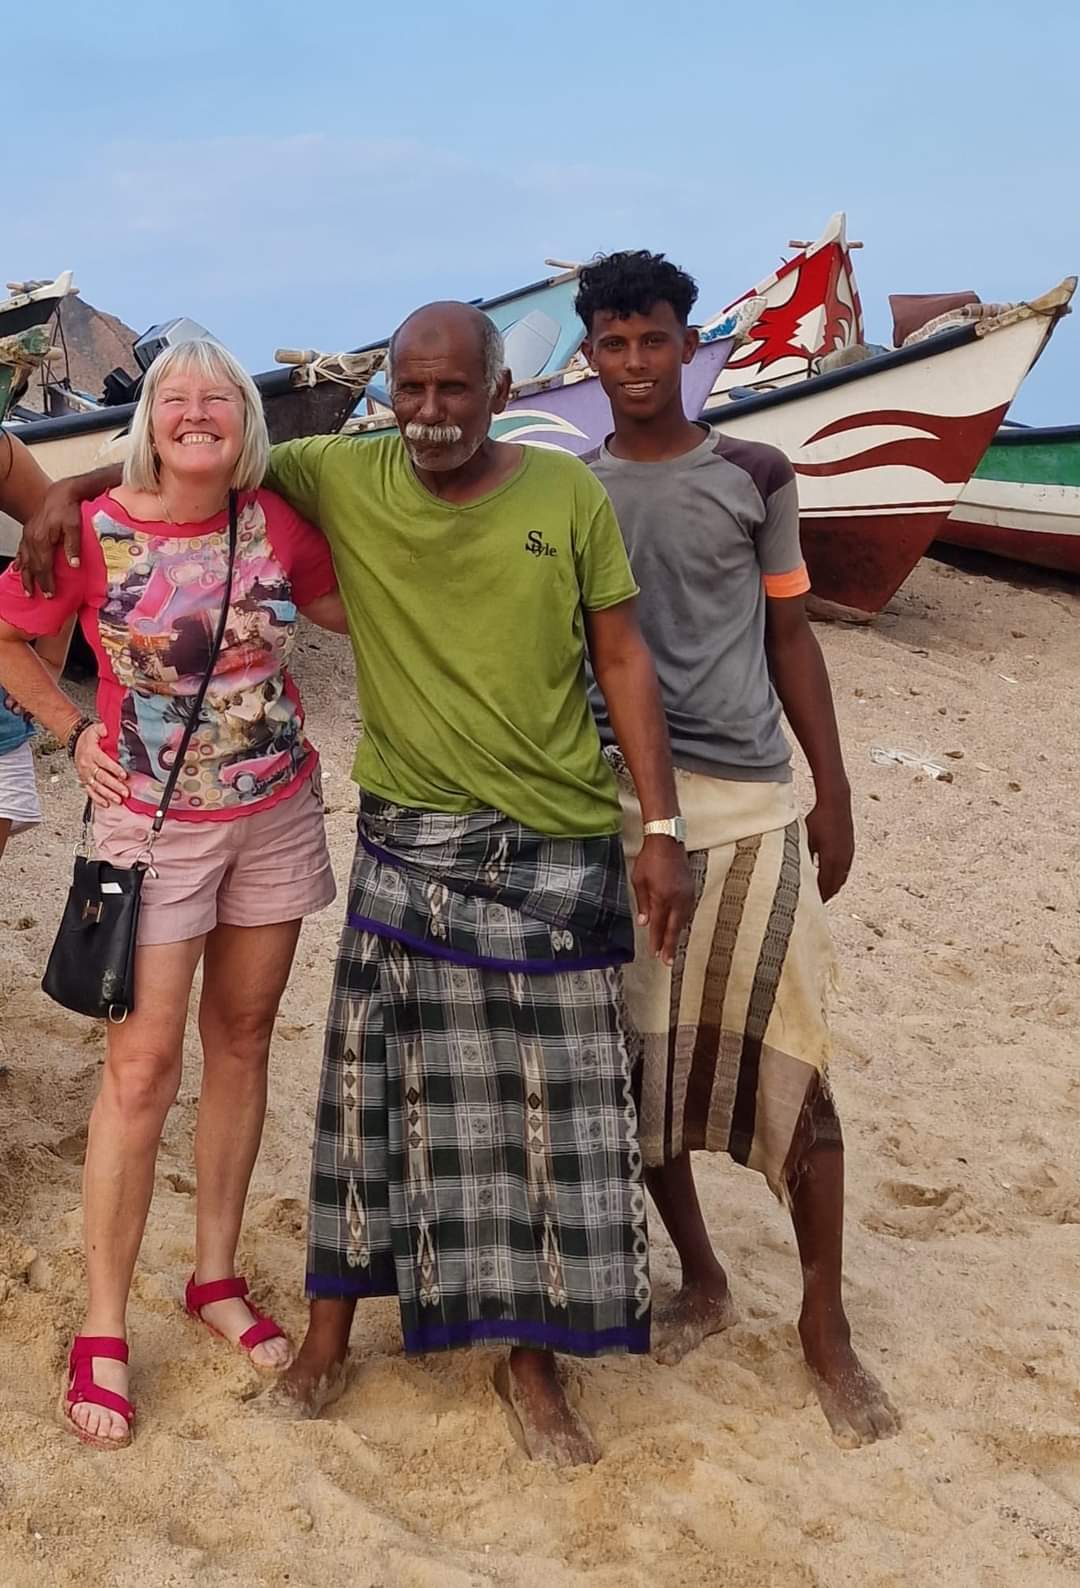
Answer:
[{"left": 404, "top": 421, "right": 465, "bottom": 446}]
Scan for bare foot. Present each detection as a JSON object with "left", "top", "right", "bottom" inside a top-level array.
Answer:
[
  {"left": 654, "top": 1280, "right": 739, "bottom": 1367},
  {"left": 495, "top": 1351, "right": 598, "bottom": 1467},
  {"left": 189, "top": 1284, "right": 292, "bottom": 1371},
  {"left": 260, "top": 1351, "right": 349, "bottom": 1420},
  {"left": 64, "top": 1350, "right": 132, "bottom": 1449},
  {"left": 799, "top": 1315, "right": 900, "bottom": 1447}
]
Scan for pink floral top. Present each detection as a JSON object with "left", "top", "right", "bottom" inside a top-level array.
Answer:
[{"left": 0, "top": 489, "right": 337, "bottom": 821}]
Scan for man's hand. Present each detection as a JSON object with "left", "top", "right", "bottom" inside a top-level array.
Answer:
[
  {"left": 14, "top": 480, "right": 83, "bottom": 597},
  {"left": 805, "top": 789, "right": 854, "bottom": 902},
  {"left": 631, "top": 835, "right": 695, "bottom": 966}
]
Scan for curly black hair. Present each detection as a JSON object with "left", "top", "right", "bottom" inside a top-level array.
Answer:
[{"left": 574, "top": 250, "right": 699, "bottom": 335}]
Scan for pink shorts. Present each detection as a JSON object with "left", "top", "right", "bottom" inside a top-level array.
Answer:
[{"left": 93, "top": 772, "right": 336, "bottom": 946}]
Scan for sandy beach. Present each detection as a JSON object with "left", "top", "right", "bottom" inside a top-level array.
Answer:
[{"left": 1, "top": 547, "right": 1078, "bottom": 1588}]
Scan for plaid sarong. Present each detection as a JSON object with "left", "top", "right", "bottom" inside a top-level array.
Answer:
[
  {"left": 306, "top": 795, "right": 651, "bottom": 1357},
  {"left": 612, "top": 762, "right": 841, "bottom": 1196}
]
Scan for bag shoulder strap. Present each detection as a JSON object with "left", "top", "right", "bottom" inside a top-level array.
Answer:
[{"left": 150, "top": 490, "right": 240, "bottom": 835}]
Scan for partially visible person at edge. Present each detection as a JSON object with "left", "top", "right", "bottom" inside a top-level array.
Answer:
[
  {"left": 575, "top": 250, "right": 900, "bottom": 1447},
  {"left": 18, "top": 302, "right": 694, "bottom": 1467},
  {"left": 0, "top": 434, "right": 74, "bottom": 859},
  {"left": 0, "top": 340, "right": 347, "bottom": 1450}
]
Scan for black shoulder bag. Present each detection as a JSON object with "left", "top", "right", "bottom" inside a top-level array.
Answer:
[{"left": 42, "top": 491, "right": 239, "bottom": 1023}]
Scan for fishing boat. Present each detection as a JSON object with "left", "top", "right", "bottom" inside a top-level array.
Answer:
[
  {"left": 0, "top": 273, "right": 77, "bottom": 339},
  {"left": 940, "top": 424, "right": 1080, "bottom": 575},
  {"left": 705, "top": 280, "right": 1075, "bottom": 611},
  {"left": 713, "top": 235, "right": 1080, "bottom": 582},
  {"left": 702, "top": 214, "right": 864, "bottom": 402},
  {"left": 1, "top": 341, "right": 382, "bottom": 556}
]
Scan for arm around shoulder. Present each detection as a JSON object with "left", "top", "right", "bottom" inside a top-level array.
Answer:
[{"left": 14, "top": 462, "right": 120, "bottom": 596}]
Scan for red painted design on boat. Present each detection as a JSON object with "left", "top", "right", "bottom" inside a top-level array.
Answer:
[
  {"left": 725, "top": 240, "right": 862, "bottom": 374},
  {"left": 794, "top": 406, "right": 1008, "bottom": 480}
]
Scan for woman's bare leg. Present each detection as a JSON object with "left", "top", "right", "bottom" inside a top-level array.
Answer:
[
  {"left": 74, "top": 936, "right": 205, "bottom": 1444},
  {"left": 192, "top": 918, "right": 302, "bottom": 1368}
]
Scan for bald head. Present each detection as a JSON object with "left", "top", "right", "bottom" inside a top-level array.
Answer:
[
  {"left": 388, "top": 301, "right": 512, "bottom": 476},
  {"left": 389, "top": 301, "right": 506, "bottom": 395}
]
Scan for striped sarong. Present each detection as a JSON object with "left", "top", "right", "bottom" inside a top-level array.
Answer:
[
  {"left": 613, "top": 763, "right": 841, "bottom": 1196},
  {"left": 306, "top": 794, "right": 651, "bottom": 1357}
]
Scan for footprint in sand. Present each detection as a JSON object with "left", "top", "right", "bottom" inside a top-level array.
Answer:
[
  {"left": 1016, "top": 1166, "right": 1080, "bottom": 1224},
  {"left": 51, "top": 1129, "right": 87, "bottom": 1164},
  {"left": 862, "top": 1179, "right": 994, "bottom": 1239},
  {"left": 249, "top": 1195, "right": 307, "bottom": 1236}
]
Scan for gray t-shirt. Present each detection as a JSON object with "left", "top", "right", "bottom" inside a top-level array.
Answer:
[{"left": 587, "top": 425, "right": 807, "bottom": 782}]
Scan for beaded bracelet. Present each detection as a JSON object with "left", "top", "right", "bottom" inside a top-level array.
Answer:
[{"left": 65, "top": 715, "right": 96, "bottom": 760}]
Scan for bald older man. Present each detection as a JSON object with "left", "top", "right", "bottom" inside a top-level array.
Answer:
[{"left": 20, "top": 303, "right": 692, "bottom": 1465}]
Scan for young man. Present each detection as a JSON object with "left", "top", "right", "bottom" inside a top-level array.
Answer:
[
  {"left": 0, "top": 434, "right": 71, "bottom": 858},
  {"left": 575, "top": 251, "right": 899, "bottom": 1447},
  {"left": 19, "top": 302, "right": 693, "bottom": 1466}
]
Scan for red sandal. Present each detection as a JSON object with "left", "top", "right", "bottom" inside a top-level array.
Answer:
[
  {"left": 184, "top": 1274, "right": 290, "bottom": 1371},
  {"left": 63, "top": 1335, "right": 135, "bottom": 1450}
]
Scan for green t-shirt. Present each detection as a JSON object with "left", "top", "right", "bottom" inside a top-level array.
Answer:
[{"left": 266, "top": 435, "right": 638, "bottom": 836}]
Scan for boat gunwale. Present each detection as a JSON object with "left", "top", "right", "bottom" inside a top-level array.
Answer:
[
  {"left": 988, "top": 424, "right": 1080, "bottom": 448},
  {"left": 702, "top": 322, "right": 979, "bottom": 424}
]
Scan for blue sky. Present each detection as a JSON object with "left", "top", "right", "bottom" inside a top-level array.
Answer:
[{"left": 8, "top": 0, "right": 1077, "bottom": 421}]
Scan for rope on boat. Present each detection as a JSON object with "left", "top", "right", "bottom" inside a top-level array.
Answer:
[{"left": 273, "top": 348, "right": 386, "bottom": 390}]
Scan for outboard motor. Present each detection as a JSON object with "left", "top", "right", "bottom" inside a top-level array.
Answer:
[
  {"left": 100, "top": 317, "right": 222, "bottom": 407},
  {"left": 133, "top": 317, "right": 220, "bottom": 373}
]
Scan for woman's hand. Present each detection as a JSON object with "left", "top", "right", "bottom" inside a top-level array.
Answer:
[{"left": 73, "top": 723, "right": 128, "bottom": 809}]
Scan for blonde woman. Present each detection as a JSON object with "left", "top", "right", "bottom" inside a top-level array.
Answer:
[{"left": 0, "top": 341, "right": 346, "bottom": 1448}]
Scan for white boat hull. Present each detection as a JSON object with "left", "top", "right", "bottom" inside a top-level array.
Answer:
[{"left": 709, "top": 284, "right": 1073, "bottom": 610}]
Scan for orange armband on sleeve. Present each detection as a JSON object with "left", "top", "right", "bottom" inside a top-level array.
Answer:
[{"left": 762, "top": 564, "right": 811, "bottom": 598}]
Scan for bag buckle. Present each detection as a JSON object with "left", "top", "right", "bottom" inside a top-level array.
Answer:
[
  {"left": 136, "top": 821, "right": 160, "bottom": 879},
  {"left": 81, "top": 899, "right": 104, "bottom": 925}
]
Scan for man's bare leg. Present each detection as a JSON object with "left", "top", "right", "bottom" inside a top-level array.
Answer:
[
  {"left": 646, "top": 1153, "right": 739, "bottom": 1366},
  {"left": 789, "top": 1139, "right": 899, "bottom": 1446},
  {"left": 495, "top": 1347, "right": 598, "bottom": 1467},
  {"left": 0, "top": 816, "right": 11, "bottom": 861},
  {"left": 265, "top": 1297, "right": 354, "bottom": 1418}
]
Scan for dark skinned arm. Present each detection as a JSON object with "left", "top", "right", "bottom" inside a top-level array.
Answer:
[
  {"left": 298, "top": 592, "right": 350, "bottom": 633},
  {"left": 585, "top": 597, "right": 694, "bottom": 965},
  {"left": 1, "top": 433, "right": 51, "bottom": 526},
  {"left": 764, "top": 592, "right": 853, "bottom": 901},
  {"left": 14, "top": 461, "right": 123, "bottom": 595}
]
